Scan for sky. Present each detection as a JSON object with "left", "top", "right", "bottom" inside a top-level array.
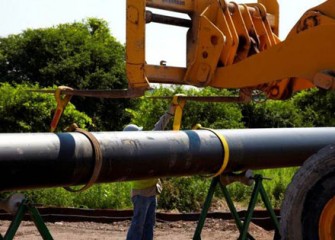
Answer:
[{"left": 0, "top": 0, "right": 326, "bottom": 67}]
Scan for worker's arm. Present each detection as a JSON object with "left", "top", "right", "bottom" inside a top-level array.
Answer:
[{"left": 153, "top": 104, "right": 176, "bottom": 131}]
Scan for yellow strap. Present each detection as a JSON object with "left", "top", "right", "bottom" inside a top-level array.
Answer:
[
  {"left": 194, "top": 124, "right": 230, "bottom": 177},
  {"left": 50, "top": 86, "right": 73, "bottom": 132},
  {"left": 172, "top": 94, "right": 186, "bottom": 131}
]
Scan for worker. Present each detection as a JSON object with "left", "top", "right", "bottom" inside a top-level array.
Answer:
[{"left": 125, "top": 104, "right": 176, "bottom": 240}]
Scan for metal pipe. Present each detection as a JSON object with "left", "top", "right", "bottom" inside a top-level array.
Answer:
[
  {"left": 145, "top": 11, "right": 192, "bottom": 28},
  {"left": 0, "top": 128, "right": 335, "bottom": 192}
]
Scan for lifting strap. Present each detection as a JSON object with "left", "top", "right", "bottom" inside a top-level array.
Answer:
[
  {"left": 193, "top": 124, "right": 230, "bottom": 177},
  {"left": 64, "top": 123, "right": 103, "bottom": 192},
  {"left": 50, "top": 86, "right": 73, "bottom": 132},
  {"left": 169, "top": 94, "right": 229, "bottom": 177},
  {"left": 49, "top": 86, "right": 102, "bottom": 192},
  {"left": 172, "top": 94, "right": 186, "bottom": 131}
]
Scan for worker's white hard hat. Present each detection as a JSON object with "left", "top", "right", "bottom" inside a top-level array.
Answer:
[{"left": 123, "top": 124, "right": 143, "bottom": 131}]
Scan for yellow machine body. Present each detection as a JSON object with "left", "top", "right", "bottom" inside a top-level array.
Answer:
[{"left": 126, "top": 0, "right": 335, "bottom": 100}]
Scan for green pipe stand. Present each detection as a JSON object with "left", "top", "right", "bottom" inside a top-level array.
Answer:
[
  {"left": 193, "top": 174, "right": 280, "bottom": 240},
  {"left": 0, "top": 198, "right": 53, "bottom": 240}
]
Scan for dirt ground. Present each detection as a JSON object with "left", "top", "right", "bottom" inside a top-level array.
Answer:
[{"left": 0, "top": 218, "right": 274, "bottom": 239}]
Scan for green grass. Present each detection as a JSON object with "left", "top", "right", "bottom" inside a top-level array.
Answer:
[
  {"left": 20, "top": 182, "right": 132, "bottom": 209},
  {"left": 8, "top": 168, "right": 297, "bottom": 211}
]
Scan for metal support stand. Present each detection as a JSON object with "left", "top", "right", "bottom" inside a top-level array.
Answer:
[
  {"left": 193, "top": 174, "right": 280, "bottom": 240},
  {"left": 239, "top": 175, "right": 280, "bottom": 240},
  {"left": 193, "top": 177, "right": 219, "bottom": 240},
  {"left": 0, "top": 198, "right": 53, "bottom": 240}
]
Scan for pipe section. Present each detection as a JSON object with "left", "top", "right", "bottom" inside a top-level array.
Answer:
[{"left": 0, "top": 128, "right": 335, "bottom": 191}]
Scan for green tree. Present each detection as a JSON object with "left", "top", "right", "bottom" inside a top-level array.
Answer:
[
  {"left": 241, "top": 88, "right": 335, "bottom": 128},
  {"left": 293, "top": 88, "right": 335, "bottom": 127},
  {"left": 0, "top": 83, "right": 91, "bottom": 132},
  {"left": 127, "top": 86, "right": 244, "bottom": 130},
  {"left": 242, "top": 99, "right": 308, "bottom": 128},
  {"left": 0, "top": 18, "right": 132, "bottom": 130},
  {"left": 182, "top": 88, "right": 244, "bottom": 129}
]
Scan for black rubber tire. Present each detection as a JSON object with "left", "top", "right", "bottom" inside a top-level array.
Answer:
[{"left": 280, "top": 144, "right": 335, "bottom": 240}]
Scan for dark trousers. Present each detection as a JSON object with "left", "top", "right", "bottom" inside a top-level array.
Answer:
[{"left": 126, "top": 195, "right": 156, "bottom": 240}]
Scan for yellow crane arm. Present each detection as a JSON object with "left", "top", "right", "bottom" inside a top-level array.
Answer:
[{"left": 126, "top": 0, "right": 335, "bottom": 100}]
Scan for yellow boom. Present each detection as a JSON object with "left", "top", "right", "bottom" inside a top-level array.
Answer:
[{"left": 126, "top": 0, "right": 335, "bottom": 100}]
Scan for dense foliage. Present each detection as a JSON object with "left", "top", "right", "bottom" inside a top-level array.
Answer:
[
  {"left": 0, "top": 18, "right": 132, "bottom": 130},
  {"left": 22, "top": 183, "right": 132, "bottom": 210},
  {"left": 127, "top": 86, "right": 244, "bottom": 130},
  {"left": 0, "top": 83, "right": 91, "bottom": 132}
]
